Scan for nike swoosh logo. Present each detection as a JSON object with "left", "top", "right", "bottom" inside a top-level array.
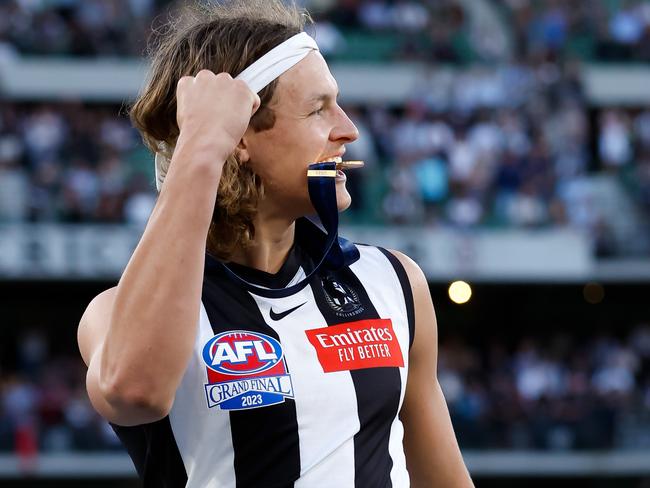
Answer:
[{"left": 270, "top": 302, "right": 307, "bottom": 321}]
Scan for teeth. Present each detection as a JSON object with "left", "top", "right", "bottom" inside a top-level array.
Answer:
[{"left": 317, "top": 156, "right": 342, "bottom": 163}]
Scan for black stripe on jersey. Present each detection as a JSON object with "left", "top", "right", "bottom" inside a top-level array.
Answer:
[
  {"left": 376, "top": 247, "right": 416, "bottom": 349},
  {"left": 310, "top": 267, "right": 402, "bottom": 488},
  {"left": 202, "top": 275, "right": 301, "bottom": 488},
  {"left": 110, "top": 416, "right": 187, "bottom": 488}
]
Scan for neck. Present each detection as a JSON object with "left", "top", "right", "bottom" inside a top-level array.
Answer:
[{"left": 228, "top": 213, "right": 296, "bottom": 274}]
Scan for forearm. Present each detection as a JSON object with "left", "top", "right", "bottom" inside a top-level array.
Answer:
[{"left": 101, "top": 135, "right": 224, "bottom": 408}]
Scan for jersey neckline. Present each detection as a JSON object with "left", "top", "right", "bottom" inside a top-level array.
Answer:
[
  {"left": 223, "top": 244, "right": 303, "bottom": 290},
  {"left": 205, "top": 218, "right": 324, "bottom": 298}
]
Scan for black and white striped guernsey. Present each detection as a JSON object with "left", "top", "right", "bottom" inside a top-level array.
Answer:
[{"left": 111, "top": 218, "right": 415, "bottom": 487}]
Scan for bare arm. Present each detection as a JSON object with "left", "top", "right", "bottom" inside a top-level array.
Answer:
[
  {"left": 77, "top": 71, "right": 260, "bottom": 426},
  {"left": 390, "top": 250, "right": 474, "bottom": 487}
]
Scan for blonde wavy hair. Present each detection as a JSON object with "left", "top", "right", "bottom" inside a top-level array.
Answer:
[{"left": 130, "top": 0, "right": 311, "bottom": 260}]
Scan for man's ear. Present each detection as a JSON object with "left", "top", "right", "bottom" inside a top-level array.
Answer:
[{"left": 235, "top": 135, "right": 251, "bottom": 164}]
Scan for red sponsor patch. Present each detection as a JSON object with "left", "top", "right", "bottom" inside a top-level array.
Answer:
[{"left": 305, "top": 318, "right": 404, "bottom": 373}]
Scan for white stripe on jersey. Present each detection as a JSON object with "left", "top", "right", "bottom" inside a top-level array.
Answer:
[
  {"left": 169, "top": 303, "right": 237, "bottom": 488},
  {"left": 250, "top": 284, "right": 359, "bottom": 488},
  {"left": 351, "top": 246, "right": 411, "bottom": 487}
]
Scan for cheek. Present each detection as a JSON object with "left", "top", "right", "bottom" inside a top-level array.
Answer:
[
  {"left": 248, "top": 127, "right": 329, "bottom": 201},
  {"left": 261, "top": 162, "right": 309, "bottom": 200}
]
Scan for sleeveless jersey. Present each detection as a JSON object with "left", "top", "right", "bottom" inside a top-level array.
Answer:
[{"left": 111, "top": 219, "right": 415, "bottom": 488}]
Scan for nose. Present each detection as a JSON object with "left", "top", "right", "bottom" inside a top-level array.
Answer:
[{"left": 330, "top": 105, "right": 359, "bottom": 144}]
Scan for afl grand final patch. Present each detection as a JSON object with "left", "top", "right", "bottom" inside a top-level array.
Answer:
[{"left": 202, "top": 331, "right": 294, "bottom": 410}]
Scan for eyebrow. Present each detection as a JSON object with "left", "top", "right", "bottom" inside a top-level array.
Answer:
[{"left": 306, "top": 90, "right": 339, "bottom": 104}]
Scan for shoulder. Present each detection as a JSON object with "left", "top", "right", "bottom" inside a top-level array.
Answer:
[
  {"left": 355, "top": 244, "right": 425, "bottom": 283},
  {"left": 384, "top": 249, "right": 438, "bottom": 352},
  {"left": 78, "top": 286, "right": 118, "bottom": 367},
  {"left": 383, "top": 249, "right": 429, "bottom": 298},
  {"left": 375, "top": 248, "right": 436, "bottom": 352},
  {"left": 384, "top": 249, "right": 425, "bottom": 280}
]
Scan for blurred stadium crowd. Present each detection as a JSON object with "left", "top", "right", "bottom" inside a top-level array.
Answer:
[
  {"left": 3, "top": 325, "right": 650, "bottom": 453},
  {"left": 1, "top": 1, "right": 650, "bottom": 253},
  {"left": 0, "top": 338, "right": 123, "bottom": 454},
  {"left": 1, "top": 1, "right": 650, "bottom": 257},
  {"left": 442, "top": 324, "right": 650, "bottom": 450},
  {"left": 1, "top": 0, "right": 650, "bottom": 458}
]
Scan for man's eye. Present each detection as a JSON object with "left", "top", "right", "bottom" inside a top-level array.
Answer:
[{"left": 310, "top": 107, "right": 324, "bottom": 116}]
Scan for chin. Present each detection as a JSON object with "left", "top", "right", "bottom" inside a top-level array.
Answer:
[{"left": 336, "top": 188, "right": 352, "bottom": 212}]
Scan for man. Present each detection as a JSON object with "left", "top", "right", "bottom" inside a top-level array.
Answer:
[{"left": 77, "top": 1, "right": 474, "bottom": 486}]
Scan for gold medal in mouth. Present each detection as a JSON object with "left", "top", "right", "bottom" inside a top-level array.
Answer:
[
  {"left": 335, "top": 160, "right": 364, "bottom": 170},
  {"left": 313, "top": 156, "right": 365, "bottom": 170}
]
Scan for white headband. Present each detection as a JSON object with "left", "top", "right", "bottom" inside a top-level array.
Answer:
[{"left": 154, "top": 31, "right": 319, "bottom": 191}]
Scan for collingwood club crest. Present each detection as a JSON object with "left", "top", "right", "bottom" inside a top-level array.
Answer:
[{"left": 322, "top": 277, "right": 364, "bottom": 318}]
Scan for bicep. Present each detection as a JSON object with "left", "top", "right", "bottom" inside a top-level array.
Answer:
[{"left": 77, "top": 287, "right": 116, "bottom": 367}]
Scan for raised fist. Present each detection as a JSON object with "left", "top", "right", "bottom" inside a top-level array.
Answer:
[{"left": 175, "top": 70, "right": 261, "bottom": 161}]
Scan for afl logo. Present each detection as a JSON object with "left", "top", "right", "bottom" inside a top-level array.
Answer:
[{"left": 202, "top": 331, "right": 283, "bottom": 376}]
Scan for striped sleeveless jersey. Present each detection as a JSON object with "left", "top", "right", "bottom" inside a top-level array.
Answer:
[{"left": 111, "top": 218, "right": 415, "bottom": 487}]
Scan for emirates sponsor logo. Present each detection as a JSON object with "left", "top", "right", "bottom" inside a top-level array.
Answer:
[{"left": 305, "top": 319, "right": 404, "bottom": 373}]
